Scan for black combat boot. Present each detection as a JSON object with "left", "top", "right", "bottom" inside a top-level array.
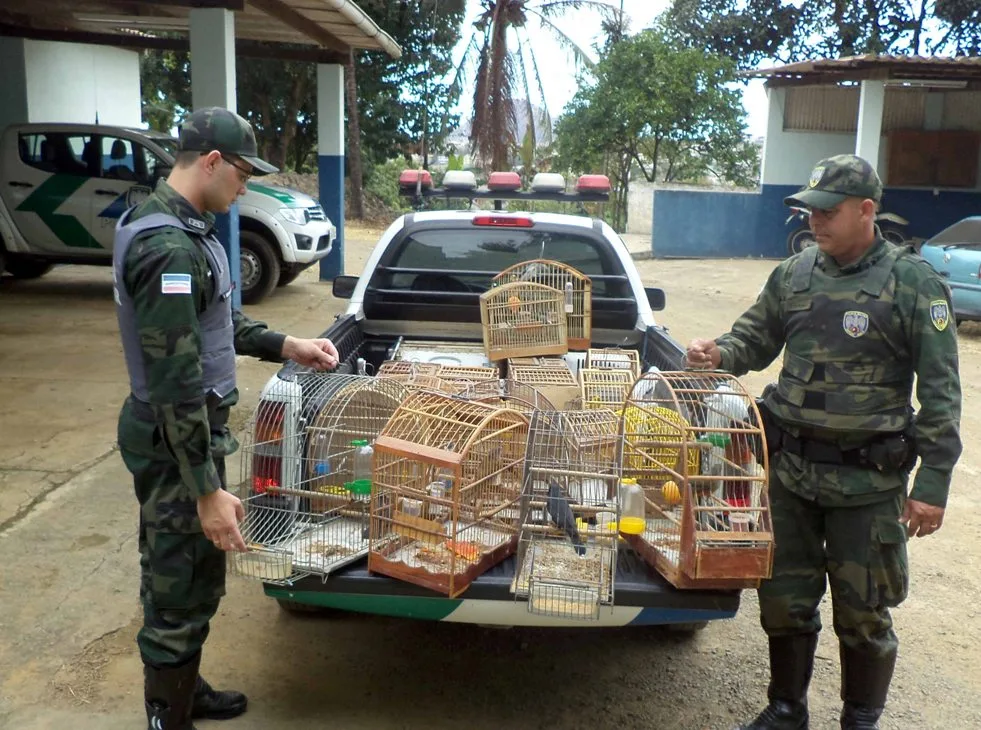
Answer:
[
  {"left": 144, "top": 653, "right": 201, "bottom": 730},
  {"left": 191, "top": 675, "right": 248, "bottom": 720},
  {"left": 737, "top": 633, "right": 819, "bottom": 730},
  {"left": 839, "top": 645, "right": 897, "bottom": 730}
]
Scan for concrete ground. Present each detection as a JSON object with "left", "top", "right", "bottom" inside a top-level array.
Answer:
[{"left": 0, "top": 228, "right": 979, "bottom": 730}]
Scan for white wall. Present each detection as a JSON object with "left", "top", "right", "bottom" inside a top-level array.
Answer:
[
  {"left": 762, "top": 129, "right": 880, "bottom": 186},
  {"left": 626, "top": 180, "right": 655, "bottom": 234},
  {"left": 23, "top": 41, "right": 141, "bottom": 127},
  {"left": 0, "top": 38, "right": 29, "bottom": 133}
]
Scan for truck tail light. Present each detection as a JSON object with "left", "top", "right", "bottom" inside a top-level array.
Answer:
[
  {"left": 251, "top": 401, "right": 284, "bottom": 494},
  {"left": 473, "top": 215, "right": 534, "bottom": 228}
]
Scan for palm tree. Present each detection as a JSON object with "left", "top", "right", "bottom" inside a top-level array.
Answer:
[{"left": 449, "top": 0, "right": 621, "bottom": 172}]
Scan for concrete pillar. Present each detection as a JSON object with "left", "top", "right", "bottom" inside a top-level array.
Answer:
[
  {"left": 855, "top": 80, "right": 885, "bottom": 168},
  {"left": 189, "top": 7, "right": 242, "bottom": 307},
  {"left": 759, "top": 86, "right": 787, "bottom": 186},
  {"left": 924, "top": 92, "right": 944, "bottom": 131},
  {"left": 317, "top": 63, "right": 345, "bottom": 280}
]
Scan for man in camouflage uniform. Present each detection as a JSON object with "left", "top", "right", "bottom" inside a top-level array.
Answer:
[
  {"left": 114, "top": 107, "right": 340, "bottom": 730},
  {"left": 687, "top": 155, "right": 961, "bottom": 730}
]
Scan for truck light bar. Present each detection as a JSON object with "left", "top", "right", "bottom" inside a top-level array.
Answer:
[{"left": 399, "top": 168, "right": 610, "bottom": 204}]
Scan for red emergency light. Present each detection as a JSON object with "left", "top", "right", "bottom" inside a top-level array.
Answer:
[
  {"left": 399, "top": 169, "right": 433, "bottom": 190},
  {"left": 487, "top": 171, "right": 522, "bottom": 191},
  {"left": 576, "top": 174, "right": 612, "bottom": 194}
]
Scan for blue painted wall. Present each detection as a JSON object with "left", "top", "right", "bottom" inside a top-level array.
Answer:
[
  {"left": 652, "top": 185, "right": 980, "bottom": 259},
  {"left": 318, "top": 154, "right": 345, "bottom": 280}
]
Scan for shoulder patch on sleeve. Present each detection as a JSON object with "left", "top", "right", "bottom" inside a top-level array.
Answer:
[
  {"left": 161, "top": 273, "right": 193, "bottom": 295},
  {"left": 929, "top": 299, "right": 950, "bottom": 331}
]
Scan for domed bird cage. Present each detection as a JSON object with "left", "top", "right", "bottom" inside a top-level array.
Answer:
[
  {"left": 493, "top": 260, "right": 592, "bottom": 350},
  {"left": 479, "top": 281, "right": 568, "bottom": 362},
  {"left": 458, "top": 378, "right": 556, "bottom": 416},
  {"left": 368, "top": 391, "right": 530, "bottom": 597},
  {"left": 230, "top": 374, "right": 408, "bottom": 584},
  {"left": 513, "top": 409, "right": 622, "bottom": 620},
  {"left": 618, "top": 371, "right": 773, "bottom": 590}
]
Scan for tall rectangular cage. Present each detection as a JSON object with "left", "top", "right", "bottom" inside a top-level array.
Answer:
[
  {"left": 586, "top": 347, "right": 642, "bottom": 379},
  {"left": 230, "top": 374, "right": 410, "bottom": 585},
  {"left": 368, "top": 391, "right": 530, "bottom": 597},
  {"left": 617, "top": 371, "right": 773, "bottom": 590},
  {"left": 579, "top": 367, "right": 635, "bottom": 410},
  {"left": 479, "top": 281, "right": 568, "bottom": 361},
  {"left": 513, "top": 409, "right": 622, "bottom": 620},
  {"left": 492, "top": 259, "right": 592, "bottom": 350}
]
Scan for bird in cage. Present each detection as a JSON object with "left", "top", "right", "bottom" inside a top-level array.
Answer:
[{"left": 546, "top": 478, "right": 586, "bottom": 556}]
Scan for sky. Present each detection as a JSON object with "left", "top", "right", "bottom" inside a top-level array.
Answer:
[{"left": 450, "top": 0, "right": 770, "bottom": 139}]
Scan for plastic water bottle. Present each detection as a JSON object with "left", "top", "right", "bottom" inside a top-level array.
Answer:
[
  {"left": 564, "top": 281, "right": 574, "bottom": 314},
  {"left": 349, "top": 439, "right": 373, "bottom": 501}
]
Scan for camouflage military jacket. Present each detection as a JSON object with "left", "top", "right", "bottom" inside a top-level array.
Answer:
[
  {"left": 118, "top": 180, "right": 287, "bottom": 498},
  {"left": 716, "top": 239, "right": 962, "bottom": 507}
]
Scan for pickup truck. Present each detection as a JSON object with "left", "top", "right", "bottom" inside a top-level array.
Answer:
[
  {"left": 241, "top": 173, "right": 741, "bottom": 630},
  {"left": 0, "top": 123, "right": 335, "bottom": 303}
]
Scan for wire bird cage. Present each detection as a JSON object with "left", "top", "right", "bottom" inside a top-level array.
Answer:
[
  {"left": 368, "top": 391, "right": 529, "bottom": 597},
  {"left": 229, "top": 374, "right": 408, "bottom": 585},
  {"left": 458, "top": 378, "right": 556, "bottom": 416},
  {"left": 513, "top": 410, "right": 622, "bottom": 620},
  {"left": 509, "top": 362, "right": 581, "bottom": 410},
  {"left": 617, "top": 371, "right": 773, "bottom": 589},
  {"left": 493, "top": 260, "right": 592, "bottom": 350},
  {"left": 580, "top": 367, "right": 635, "bottom": 410},
  {"left": 586, "top": 348, "right": 642, "bottom": 379},
  {"left": 479, "top": 281, "right": 568, "bottom": 361}
]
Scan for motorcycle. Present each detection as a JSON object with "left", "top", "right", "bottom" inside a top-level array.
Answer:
[{"left": 785, "top": 207, "right": 910, "bottom": 256}]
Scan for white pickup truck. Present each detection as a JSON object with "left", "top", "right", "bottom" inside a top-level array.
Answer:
[{"left": 0, "top": 123, "right": 335, "bottom": 303}]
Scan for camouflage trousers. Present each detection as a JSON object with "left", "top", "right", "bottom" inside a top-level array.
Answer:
[
  {"left": 118, "top": 404, "right": 227, "bottom": 669},
  {"left": 759, "top": 451, "right": 910, "bottom": 657}
]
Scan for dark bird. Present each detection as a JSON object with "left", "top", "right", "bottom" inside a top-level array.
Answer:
[{"left": 546, "top": 478, "right": 586, "bottom": 556}]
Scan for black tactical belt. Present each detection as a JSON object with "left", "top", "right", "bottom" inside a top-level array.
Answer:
[
  {"left": 779, "top": 432, "right": 869, "bottom": 467},
  {"left": 128, "top": 395, "right": 229, "bottom": 430}
]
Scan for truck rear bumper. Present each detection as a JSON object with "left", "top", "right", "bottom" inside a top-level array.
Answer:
[{"left": 262, "top": 550, "right": 741, "bottom": 627}]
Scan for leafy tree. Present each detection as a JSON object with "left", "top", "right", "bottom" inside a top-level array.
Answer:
[
  {"left": 554, "top": 30, "right": 757, "bottom": 231},
  {"left": 662, "top": 0, "right": 981, "bottom": 67}
]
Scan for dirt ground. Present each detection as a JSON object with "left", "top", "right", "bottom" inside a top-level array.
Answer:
[{"left": 0, "top": 228, "right": 978, "bottom": 730}]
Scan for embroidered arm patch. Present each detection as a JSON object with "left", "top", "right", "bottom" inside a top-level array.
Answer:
[{"left": 161, "top": 273, "right": 193, "bottom": 295}]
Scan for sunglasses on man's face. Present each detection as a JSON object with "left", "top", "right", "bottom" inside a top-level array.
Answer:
[{"left": 200, "top": 151, "right": 252, "bottom": 183}]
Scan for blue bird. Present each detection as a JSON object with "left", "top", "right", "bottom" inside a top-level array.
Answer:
[{"left": 546, "top": 478, "right": 586, "bottom": 556}]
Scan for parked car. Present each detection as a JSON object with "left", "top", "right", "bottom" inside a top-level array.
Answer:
[
  {"left": 0, "top": 123, "right": 335, "bottom": 303},
  {"left": 918, "top": 216, "right": 981, "bottom": 325}
]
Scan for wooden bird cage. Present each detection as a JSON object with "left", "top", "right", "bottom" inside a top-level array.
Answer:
[
  {"left": 493, "top": 260, "right": 592, "bottom": 350},
  {"left": 506, "top": 356, "right": 570, "bottom": 369},
  {"left": 479, "top": 281, "right": 568, "bottom": 361},
  {"left": 510, "top": 362, "right": 581, "bottom": 410},
  {"left": 437, "top": 365, "right": 501, "bottom": 385},
  {"left": 377, "top": 360, "right": 441, "bottom": 379},
  {"left": 368, "top": 391, "right": 529, "bottom": 597},
  {"left": 617, "top": 371, "right": 773, "bottom": 590},
  {"left": 458, "top": 378, "right": 556, "bottom": 416},
  {"left": 580, "top": 367, "right": 634, "bottom": 410},
  {"left": 513, "top": 410, "right": 622, "bottom": 620},
  {"left": 231, "top": 374, "right": 408, "bottom": 584},
  {"left": 586, "top": 348, "right": 642, "bottom": 379}
]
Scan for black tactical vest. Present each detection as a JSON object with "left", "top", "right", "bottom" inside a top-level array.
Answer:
[
  {"left": 113, "top": 210, "right": 237, "bottom": 403},
  {"left": 764, "top": 243, "right": 913, "bottom": 437}
]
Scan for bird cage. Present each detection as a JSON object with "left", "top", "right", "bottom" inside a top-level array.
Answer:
[
  {"left": 512, "top": 410, "right": 621, "bottom": 620},
  {"left": 580, "top": 367, "right": 635, "bottom": 410},
  {"left": 617, "top": 371, "right": 773, "bottom": 590},
  {"left": 436, "top": 365, "right": 501, "bottom": 386},
  {"left": 586, "top": 348, "right": 642, "bottom": 379},
  {"left": 230, "top": 374, "right": 408, "bottom": 584},
  {"left": 479, "top": 281, "right": 568, "bottom": 361},
  {"left": 562, "top": 408, "right": 621, "bottom": 464},
  {"left": 392, "top": 339, "right": 492, "bottom": 368},
  {"left": 507, "top": 356, "right": 570, "bottom": 369},
  {"left": 376, "top": 360, "right": 442, "bottom": 379},
  {"left": 368, "top": 391, "right": 529, "bottom": 597},
  {"left": 458, "top": 378, "right": 556, "bottom": 416},
  {"left": 493, "top": 259, "right": 592, "bottom": 350},
  {"left": 510, "top": 362, "right": 581, "bottom": 410}
]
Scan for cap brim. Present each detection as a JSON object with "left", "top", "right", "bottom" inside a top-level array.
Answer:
[
  {"left": 784, "top": 188, "right": 848, "bottom": 210},
  {"left": 241, "top": 155, "right": 279, "bottom": 176}
]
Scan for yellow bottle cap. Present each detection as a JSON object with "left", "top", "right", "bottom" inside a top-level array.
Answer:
[
  {"left": 621, "top": 477, "right": 638, "bottom": 486},
  {"left": 619, "top": 516, "right": 645, "bottom": 535}
]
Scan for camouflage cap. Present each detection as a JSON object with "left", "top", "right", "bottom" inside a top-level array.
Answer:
[
  {"left": 784, "top": 154, "right": 882, "bottom": 209},
  {"left": 177, "top": 107, "right": 278, "bottom": 176}
]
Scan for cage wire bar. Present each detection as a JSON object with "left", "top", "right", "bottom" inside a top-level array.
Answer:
[
  {"left": 513, "top": 409, "right": 622, "bottom": 620},
  {"left": 586, "top": 348, "right": 642, "bottom": 379},
  {"left": 368, "top": 391, "right": 530, "bottom": 597},
  {"left": 618, "top": 370, "right": 773, "bottom": 589},
  {"left": 493, "top": 259, "right": 593, "bottom": 350},
  {"left": 230, "top": 374, "right": 409, "bottom": 584},
  {"left": 579, "top": 367, "right": 635, "bottom": 410},
  {"left": 458, "top": 378, "right": 557, "bottom": 416},
  {"left": 479, "top": 281, "right": 569, "bottom": 361}
]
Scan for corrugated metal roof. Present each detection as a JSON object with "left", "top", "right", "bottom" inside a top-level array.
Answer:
[{"left": 743, "top": 54, "right": 981, "bottom": 85}]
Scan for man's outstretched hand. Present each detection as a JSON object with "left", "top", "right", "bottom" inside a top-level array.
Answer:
[{"left": 283, "top": 336, "right": 339, "bottom": 370}]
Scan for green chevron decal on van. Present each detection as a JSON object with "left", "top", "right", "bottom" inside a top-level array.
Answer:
[
  {"left": 15, "top": 175, "right": 101, "bottom": 249},
  {"left": 246, "top": 182, "right": 296, "bottom": 205}
]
